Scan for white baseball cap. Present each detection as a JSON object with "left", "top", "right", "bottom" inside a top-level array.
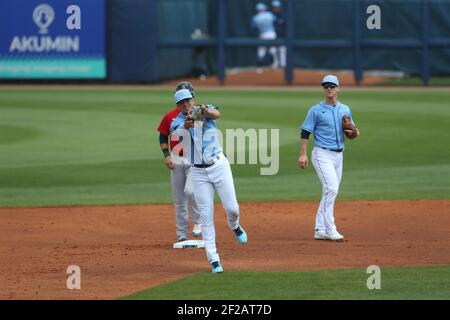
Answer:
[
  {"left": 321, "top": 75, "right": 339, "bottom": 86},
  {"left": 174, "top": 89, "right": 193, "bottom": 103},
  {"left": 256, "top": 3, "right": 267, "bottom": 11},
  {"left": 272, "top": 1, "right": 281, "bottom": 7}
]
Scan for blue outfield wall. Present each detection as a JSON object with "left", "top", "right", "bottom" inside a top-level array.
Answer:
[
  {"left": 155, "top": 0, "right": 450, "bottom": 84},
  {"left": 2, "top": 0, "right": 450, "bottom": 83}
]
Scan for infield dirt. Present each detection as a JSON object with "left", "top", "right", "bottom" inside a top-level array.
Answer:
[{"left": 1, "top": 200, "right": 449, "bottom": 299}]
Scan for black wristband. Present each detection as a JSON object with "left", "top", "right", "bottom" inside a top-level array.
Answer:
[{"left": 162, "top": 148, "right": 170, "bottom": 158}]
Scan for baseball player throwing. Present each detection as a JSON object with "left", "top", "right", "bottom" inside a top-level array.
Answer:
[
  {"left": 157, "top": 82, "right": 202, "bottom": 243},
  {"left": 170, "top": 88, "right": 247, "bottom": 274},
  {"left": 298, "top": 75, "right": 360, "bottom": 241}
]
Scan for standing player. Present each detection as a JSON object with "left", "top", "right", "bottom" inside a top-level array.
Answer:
[
  {"left": 271, "top": 0, "right": 286, "bottom": 68},
  {"left": 157, "top": 82, "right": 202, "bottom": 243},
  {"left": 298, "top": 75, "right": 360, "bottom": 241},
  {"left": 251, "top": 3, "right": 278, "bottom": 69},
  {"left": 170, "top": 88, "right": 247, "bottom": 274}
]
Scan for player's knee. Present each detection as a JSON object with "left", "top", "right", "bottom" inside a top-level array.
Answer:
[
  {"left": 326, "top": 185, "right": 339, "bottom": 196},
  {"left": 173, "top": 199, "right": 187, "bottom": 208},
  {"left": 225, "top": 205, "right": 239, "bottom": 219},
  {"left": 184, "top": 182, "right": 194, "bottom": 195}
]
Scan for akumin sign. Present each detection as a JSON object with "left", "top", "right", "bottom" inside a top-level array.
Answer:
[{"left": 0, "top": 0, "right": 105, "bottom": 79}]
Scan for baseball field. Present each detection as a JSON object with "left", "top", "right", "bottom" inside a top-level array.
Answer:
[{"left": 1, "top": 86, "right": 449, "bottom": 299}]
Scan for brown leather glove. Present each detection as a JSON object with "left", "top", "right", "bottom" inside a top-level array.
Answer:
[
  {"left": 188, "top": 104, "right": 207, "bottom": 121},
  {"left": 343, "top": 115, "right": 359, "bottom": 139}
]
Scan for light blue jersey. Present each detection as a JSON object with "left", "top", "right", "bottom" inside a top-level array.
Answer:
[
  {"left": 251, "top": 11, "right": 276, "bottom": 34},
  {"left": 170, "top": 105, "right": 222, "bottom": 164},
  {"left": 300, "top": 101, "right": 355, "bottom": 150}
]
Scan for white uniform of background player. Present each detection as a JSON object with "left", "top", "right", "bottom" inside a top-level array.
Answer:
[
  {"left": 157, "top": 82, "right": 201, "bottom": 243},
  {"left": 170, "top": 89, "right": 248, "bottom": 274},
  {"left": 271, "top": 0, "right": 286, "bottom": 68},
  {"left": 251, "top": 3, "right": 279, "bottom": 69},
  {"left": 298, "top": 75, "right": 360, "bottom": 241}
]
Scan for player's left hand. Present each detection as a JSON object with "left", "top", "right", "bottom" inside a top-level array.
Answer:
[{"left": 342, "top": 115, "right": 359, "bottom": 139}]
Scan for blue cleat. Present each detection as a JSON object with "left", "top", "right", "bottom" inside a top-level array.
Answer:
[
  {"left": 233, "top": 225, "right": 248, "bottom": 244},
  {"left": 211, "top": 261, "right": 223, "bottom": 274}
]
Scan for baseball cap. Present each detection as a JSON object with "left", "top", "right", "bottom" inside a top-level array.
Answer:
[
  {"left": 175, "top": 81, "right": 195, "bottom": 96},
  {"left": 272, "top": 1, "right": 281, "bottom": 7},
  {"left": 174, "top": 89, "right": 193, "bottom": 104},
  {"left": 321, "top": 75, "right": 339, "bottom": 87},
  {"left": 256, "top": 3, "right": 267, "bottom": 11}
]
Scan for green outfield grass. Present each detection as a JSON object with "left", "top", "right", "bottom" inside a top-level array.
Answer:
[
  {"left": 378, "top": 76, "right": 450, "bottom": 86},
  {"left": 120, "top": 265, "right": 450, "bottom": 300},
  {"left": 1, "top": 87, "right": 450, "bottom": 207}
]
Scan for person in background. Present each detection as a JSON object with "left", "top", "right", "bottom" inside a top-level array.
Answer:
[
  {"left": 271, "top": 0, "right": 286, "bottom": 68},
  {"left": 251, "top": 3, "right": 279, "bottom": 70}
]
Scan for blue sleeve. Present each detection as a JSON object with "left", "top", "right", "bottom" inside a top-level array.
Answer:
[
  {"left": 301, "top": 108, "right": 315, "bottom": 133},
  {"left": 170, "top": 117, "right": 183, "bottom": 133},
  {"left": 204, "top": 104, "right": 219, "bottom": 121}
]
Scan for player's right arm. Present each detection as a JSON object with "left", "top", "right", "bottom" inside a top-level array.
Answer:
[
  {"left": 158, "top": 113, "right": 175, "bottom": 171},
  {"left": 298, "top": 108, "right": 315, "bottom": 169},
  {"left": 298, "top": 132, "right": 310, "bottom": 169},
  {"left": 159, "top": 134, "right": 175, "bottom": 170}
]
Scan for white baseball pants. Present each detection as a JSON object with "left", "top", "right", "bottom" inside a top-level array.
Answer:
[
  {"left": 311, "top": 147, "right": 343, "bottom": 233},
  {"left": 276, "top": 45, "right": 286, "bottom": 68},
  {"left": 171, "top": 159, "right": 201, "bottom": 240},
  {"left": 190, "top": 153, "right": 240, "bottom": 264},
  {"left": 258, "top": 31, "right": 279, "bottom": 69}
]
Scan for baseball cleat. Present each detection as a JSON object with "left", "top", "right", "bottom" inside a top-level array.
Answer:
[
  {"left": 326, "top": 230, "right": 344, "bottom": 241},
  {"left": 314, "top": 229, "right": 328, "bottom": 240},
  {"left": 211, "top": 261, "right": 223, "bottom": 274},
  {"left": 233, "top": 225, "right": 248, "bottom": 244},
  {"left": 192, "top": 224, "right": 202, "bottom": 238},
  {"left": 176, "top": 237, "right": 188, "bottom": 243}
]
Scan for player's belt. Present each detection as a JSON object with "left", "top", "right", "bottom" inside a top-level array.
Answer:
[
  {"left": 193, "top": 154, "right": 221, "bottom": 168},
  {"left": 320, "top": 147, "right": 343, "bottom": 153}
]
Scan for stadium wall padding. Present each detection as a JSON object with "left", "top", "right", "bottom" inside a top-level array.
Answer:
[
  {"left": 3, "top": 0, "right": 448, "bottom": 82},
  {"left": 108, "top": 0, "right": 158, "bottom": 82}
]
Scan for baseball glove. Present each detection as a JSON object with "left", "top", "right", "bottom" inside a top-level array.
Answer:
[
  {"left": 188, "top": 104, "right": 207, "bottom": 121},
  {"left": 342, "top": 115, "right": 359, "bottom": 139}
]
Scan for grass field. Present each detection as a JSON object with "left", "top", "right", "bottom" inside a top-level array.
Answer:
[
  {"left": 1, "top": 87, "right": 450, "bottom": 207},
  {"left": 1, "top": 87, "right": 449, "bottom": 300},
  {"left": 378, "top": 76, "right": 450, "bottom": 86},
  {"left": 120, "top": 265, "right": 450, "bottom": 300}
]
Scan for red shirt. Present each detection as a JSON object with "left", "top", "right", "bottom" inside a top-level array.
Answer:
[{"left": 157, "top": 107, "right": 183, "bottom": 153}]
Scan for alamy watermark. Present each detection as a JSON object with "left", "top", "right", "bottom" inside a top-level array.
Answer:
[
  {"left": 366, "top": 265, "right": 381, "bottom": 290},
  {"left": 366, "top": 5, "right": 381, "bottom": 30},
  {"left": 66, "top": 265, "right": 81, "bottom": 290},
  {"left": 172, "top": 124, "right": 280, "bottom": 175}
]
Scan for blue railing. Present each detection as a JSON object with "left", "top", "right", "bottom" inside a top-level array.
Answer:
[{"left": 157, "top": 0, "right": 450, "bottom": 85}]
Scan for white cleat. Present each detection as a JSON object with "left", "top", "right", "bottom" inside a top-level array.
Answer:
[
  {"left": 314, "top": 229, "right": 344, "bottom": 241},
  {"left": 193, "top": 224, "right": 202, "bottom": 238},
  {"left": 314, "top": 230, "right": 328, "bottom": 240},
  {"left": 326, "top": 230, "right": 344, "bottom": 241}
]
